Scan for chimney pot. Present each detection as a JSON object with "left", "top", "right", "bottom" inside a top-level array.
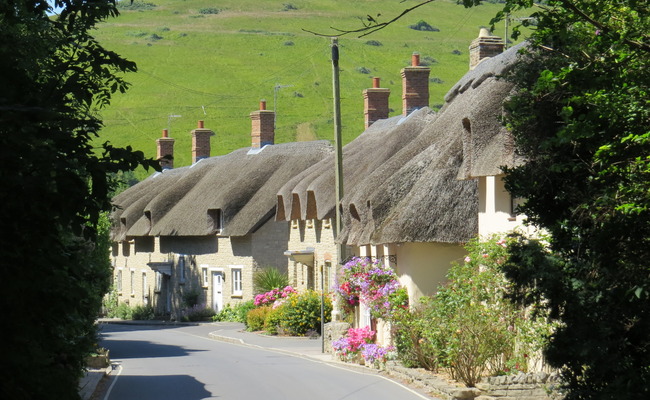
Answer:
[
  {"left": 411, "top": 52, "right": 420, "bottom": 67},
  {"left": 191, "top": 122, "right": 214, "bottom": 163},
  {"left": 250, "top": 104, "right": 275, "bottom": 149},
  {"left": 469, "top": 29, "right": 504, "bottom": 70},
  {"left": 157, "top": 130, "right": 174, "bottom": 169},
  {"left": 401, "top": 52, "right": 430, "bottom": 116},
  {"left": 363, "top": 77, "right": 390, "bottom": 128}
]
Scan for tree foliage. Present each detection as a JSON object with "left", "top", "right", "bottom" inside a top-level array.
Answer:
[
  {"left": 0, "top": 1, "right": 158, "bottom": 398},
  {"left": 494, "top": 1, "right": 650, "bottom": 399}
]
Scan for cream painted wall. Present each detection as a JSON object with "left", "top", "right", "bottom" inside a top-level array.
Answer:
[
  {"left": 478, "top": 174, "right": 533, "bottom": 237},
  {"left": 394, "top": 242, "right": 466, "bottom": 302}
]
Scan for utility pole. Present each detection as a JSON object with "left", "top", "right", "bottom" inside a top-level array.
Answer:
[
  {"left": 331, "top": 37, "right": 344, "bottom": 321},
  {"left": 273, "top": 83, "right": 293, "bottom": 130}
]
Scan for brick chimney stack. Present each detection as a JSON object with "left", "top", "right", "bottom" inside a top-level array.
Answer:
[
  {"left": 250, "top": 100, "right": 275, "bottom": 149},
  {"left": 469, "top": 28, "right": 504, "bottom": 70},
  {"left": 363, "top": 77, "right": 390, "bottom": 128},
  {"left": 401, "top": 52, "right": 430, "bottom": 116},
  {"left": 191, "top": 120, "right": 215, "bottom": 163},
  {"left": 156, "top": 129, "right": 174, "bottom": 169}
]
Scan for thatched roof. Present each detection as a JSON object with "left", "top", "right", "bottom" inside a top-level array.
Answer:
[
  {"left": 111, "top": 141, "right": 332, "bottom": 241},
  {"left": 451, "top": 42, "right": 526, "bottom": 179},
  {"left": 277, "top": 44, "right": 525, "bottom": 246}
]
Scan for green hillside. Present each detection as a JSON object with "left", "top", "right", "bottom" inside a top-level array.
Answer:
[{"left": 95, "top": 0, "right": 517, "bottom": 175}]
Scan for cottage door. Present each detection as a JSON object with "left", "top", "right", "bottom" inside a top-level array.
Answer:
[{"left": 212, "top": 272, "right": 223, "bottom": 312}]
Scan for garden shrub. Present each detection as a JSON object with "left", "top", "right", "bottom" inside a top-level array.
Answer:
[
  {"left": 253, "top": 267, "right": 289, "bottom": 294},
  {"left": 131, "top": 304, "right": 155, "bottom": 320},
  {"left": 264, "top": 305, "right": 287, "bottom": 335},
  {"left": 392, "top": 236, "right": 552, "bottom": 387},
  {"left": 214, "top": 301, "right": 256, "bottom": 323},
  {"left": 114, "top": 302, "right": 133, "bottom": 320},
  {"left": 279, "top": 290, "right": 332, "bottom": 336},
  {"left": 254, "top": 286, "right": 296, "bottom": 307},
  {"left": 332, "top": 326, "right": 395, "bottom": 367},
  {"left": 181, "top": 288, "right": 201, "bottom": 308},
  {"left": 391, "top": 303, "right": 442, "bottom": 370},
  {"left": 246, "top": 306, "right": 271, "bottom": 331},
  {"left": 181, "top": 304, "right": 216, "bottom": 322}
]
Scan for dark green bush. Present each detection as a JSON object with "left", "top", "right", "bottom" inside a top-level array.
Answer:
[
  {"left": 199, "top": 8, "right": 220, "bottom": 15},
  {"left": 131, "top": 305, "right": 155, "bottom": 320},
  {"left": 409, "top": 20, "right": 440, "bottom": 32},
  {"left": 253, "top": 267, "right": 289, "bottom": 294}
]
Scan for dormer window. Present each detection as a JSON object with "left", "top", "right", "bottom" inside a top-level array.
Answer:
[
  {"left": 144, "top": 210, "right": 152, "bottom": 230},
  {"left": 208, "top": 209, "right": 223, "bottom": 234}
]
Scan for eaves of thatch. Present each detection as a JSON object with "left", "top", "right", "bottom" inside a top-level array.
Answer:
[{"left": 111, "top": 141, "right": 332, "bottom": 240}]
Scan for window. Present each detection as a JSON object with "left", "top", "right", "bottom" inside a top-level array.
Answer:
[
  {"left": 202, "top": 267, "right": 209, "bottom": 288},
  {"left": 130, "top": 270, "right": 135, "bottom": 295},
  {"left": 208, "top": 209, "right": 223, "bottom": 234},
  {"left": 323, "top": 218, "right": 331, "bottom": 229},
  {"left": 155, "top": 271, "right": 162, "bottom": 293},
  {"left": 291, "top": 219, "right": 299, "bottom": 229},
  {"left": 142, "top": 272, "right": 148, "bottom": 300},
  {"left": 232, "top": 268, "right": 243, "bottom": 296},
  {"left": 116, "top": 269, "right": 123, "bottom": 292},
  {"left": 178, "top": 255, "right": 186, "bottom": 283}
]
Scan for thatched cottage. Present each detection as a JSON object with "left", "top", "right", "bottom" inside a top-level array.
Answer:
[
  {"left": 277, "top": 31, "right": 531, "bottom": 335},
  {"left": 110, "top": 105, "right": 332, "bottom": 318}
]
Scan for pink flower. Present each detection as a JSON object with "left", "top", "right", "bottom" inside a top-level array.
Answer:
[{"left": 464, "top": 256, "right": 471, "bottom": 263}]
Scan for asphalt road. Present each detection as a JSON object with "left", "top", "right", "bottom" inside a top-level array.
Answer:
[{"left": 98, "top": 323, "right": 435, "bottom": 400}]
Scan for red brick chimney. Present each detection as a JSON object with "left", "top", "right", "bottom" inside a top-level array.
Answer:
[
  {"left": 469, "top": 28, "right": 504, "bottom": 70},
  {"left": 250, "top": 100, "right": 275, "bottom": 149},
  {"left": 191, "top": 120, "right": 215, "bottom": 163},
  {"left": 363, "top": 77, "right": 390, "bottom": 128},
  {"left": 401, "top": 52, "right": 430, "bottom": 116},
  {"left": 156, "top": 129, "right": 174, "bottom": 169}
]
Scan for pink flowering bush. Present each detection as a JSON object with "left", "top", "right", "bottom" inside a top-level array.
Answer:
[
  {"left": 254, "top": 286, "right": 296, "bottom": 307},
  {"left": 332, "top": 326, "right": 395, "bottom": 367},
  {"left": 336, "top": 257, "right": 408, "bottom": 319}
]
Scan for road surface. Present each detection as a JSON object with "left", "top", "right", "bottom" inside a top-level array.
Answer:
[{"left": 98, "top": 323, "right": 436, "bottom": 400}]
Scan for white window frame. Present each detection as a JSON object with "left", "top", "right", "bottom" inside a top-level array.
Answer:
[
  {"left": 154, "top": 270, "right": 162, "bottom": 293},
  {"left": 130, "top": 269, "right": 135, "bottom": 296},
  {"left": 201, "top": 265, "right": 209, "bottom": 288},
  {"left": 231, "top": 266, "right": 243, "bottom": 296},
  {"left": 116, "top": 268, "right": 123, "bottom": 293},
  {"left": 142, "top": 271, "right": 148, "bottom": 300}
]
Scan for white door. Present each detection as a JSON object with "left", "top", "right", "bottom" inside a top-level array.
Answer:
[{"left": 212, "top": 272, "right": 223, "bottom": 312}]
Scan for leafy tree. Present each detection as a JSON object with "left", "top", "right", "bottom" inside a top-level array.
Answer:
[
  {"left": 0, "top": 1, "right": 158, "bottom": 398},
  {"left": 497, "top": 1, "right": 650, "bottom": 398}
]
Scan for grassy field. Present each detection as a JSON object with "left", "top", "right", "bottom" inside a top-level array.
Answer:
[{"left": 94, "top": 0, "right": 519, "bottom": 176}]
